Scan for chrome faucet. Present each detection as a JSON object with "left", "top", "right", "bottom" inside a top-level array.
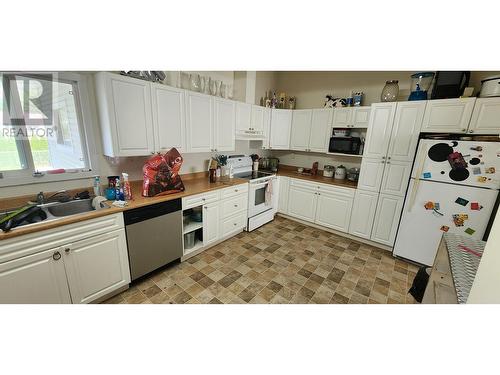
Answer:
[{"left": 36, "top": 190, "right": 69, "bottom": 205}]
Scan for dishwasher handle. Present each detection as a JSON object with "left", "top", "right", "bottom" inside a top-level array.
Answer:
[{"left": 123, "top": 199, "right": 181, "bottom": 225}]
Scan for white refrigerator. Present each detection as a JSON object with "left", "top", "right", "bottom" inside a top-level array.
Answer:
[{"left": 393, "top": 139, "right": 500, "bottom": 266}]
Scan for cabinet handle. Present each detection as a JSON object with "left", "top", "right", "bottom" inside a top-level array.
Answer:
[
  {"left": 53, "top": 251, "right": 61, "bottom": 261},
  {"left": 233, "top": 223, "right": 237, "bottom": 226},
  {"left": 386, "top": 161, "right": 391, "bottom": 164},
  {"left": 462, "top": 128, "right": 466, "bottom": 132},
  {"left": 234, "top": 204, "right": 238, "bottom": 207},
  {"left": 382, "top": 156, "right": 386, "bottom": 159},
  {"left": 64, "top": 247, "right": 70, "bottom": 253},
  {"left": 387, "top": 157, "right": 391, "bottom": 160},
  {"left": 381, "top": 161, "right": 385, "bottom": 164},
  {"left": 469, "top": 130, "right": 474, "bottom": 133}
]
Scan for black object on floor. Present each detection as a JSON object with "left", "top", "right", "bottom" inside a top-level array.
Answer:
[{"left": 409, "top": 266, "right": 430, "bottom": 303}]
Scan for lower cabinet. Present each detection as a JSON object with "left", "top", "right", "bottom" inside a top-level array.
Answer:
[
  {"left": 0, "top": 247, "right": 72, "bottom": 304},
  {"left": 0, "top": 214, "right": 130, "bottom": 304},
  {"left": 203, "top": 201, "right": 220, "bottom": 247},
  {"left": 285, "top": 178, "right": 354, "bottom": 233},
  {"left": 63, "top": 230, "right": 130, "bottom": 304},
  {"left": 278, "top": 176, "right": 290, "bottom": 214},
  {"left": 315, "top": 191, "right": 353, "bottom": 232},
  {"left": 348, "top": 190, "right": 379, "bottom": 239},
  {"left": 370, "top": 193, "right": 404, "bottom": 246}
]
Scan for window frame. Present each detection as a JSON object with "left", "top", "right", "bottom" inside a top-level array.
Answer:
[{"left": 0, "top": 72, "right": 99, "bottom": 187}]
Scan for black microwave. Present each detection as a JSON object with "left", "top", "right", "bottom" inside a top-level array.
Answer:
[{"left": 328, "top": 136, "right": 361, "bottom": 155}]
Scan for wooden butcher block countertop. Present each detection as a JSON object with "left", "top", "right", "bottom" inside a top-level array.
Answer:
[
  {"left": 0, "top": 173, "right": 248, "bottom": 241},
  {"left": 275, "top": 165, "right": 358, "bottom": 189}
]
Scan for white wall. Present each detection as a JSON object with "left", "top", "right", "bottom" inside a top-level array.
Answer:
[
  {"left": 255, "top": 71, "right": 278, "bottom": 105},
  {"left": 467, "top": 208, "right": 500, "bottom": 303}
]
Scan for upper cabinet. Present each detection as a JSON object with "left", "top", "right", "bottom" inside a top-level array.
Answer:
[
  {"left": 213, "top": 98, "right": 236, "bottom": 152},
  {"left": 362, "top": 103, "right": 397, "bottom": 159},
  {"left": 309, "top": 109, "right": 333, "bottom": 152},
  {"left": 420, "top": 98, "right": 476, "bottom": 133},
  {"left": 235, "top": 103, "right": 265, "bottom": 140},
  {"left": 332, "top": 106, "right": 371, "bottom": 128},
  {"left": 261, "top": 107, "right": 272, "bottom": 150},
  {"left": 250, "top": 105, "right": 266, "bottom": 133},
  {"left": 270, "top": 109, "right": 292, "bottom": 150},
  {"left": 468, "top": 97, "right": 500, "bottom": 135},
  {"left": 290, "top": 109, "right": 313, "bottom": 151},
  {"left": 235, "top": 102, "right": 252, "bottom": 134},
  {"left": 151, "top": 84, "right": 185, "bottom": 152},
  {"left": 387, "top": 101, "right": 426, "bottom": 162},
  {"left": 185, "top": 91, "right": 214, "bottom": 152},
  {"left": 95, "top": 72, "right": 155, "bottom": 157}
]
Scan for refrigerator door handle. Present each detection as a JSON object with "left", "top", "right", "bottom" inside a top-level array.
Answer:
[{"left": 408, "top": 143, "right": 429, "bottom": 212}]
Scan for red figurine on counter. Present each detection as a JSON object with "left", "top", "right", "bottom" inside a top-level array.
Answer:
[{"left": 142, "top": 148, "right": 185, "bottom": 197}]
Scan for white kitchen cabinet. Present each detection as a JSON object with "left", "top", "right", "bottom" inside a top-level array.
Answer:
[
  {"left": 95, "top": 72, "right": 155, "bottom": 157},
  {"left": 261, "top": 107, "right": 272, "bottom": 150},
  {"left": 270, "top": 109, "right": 292, "bottom": 150},
  {"left": 351, "top": 107, "right": 371, "bottom": 128},
  {"left": 332, "top": 108, "right": 352, "bottom": 128},
  {"left": 349, "top": 190, "right": 379, "bottom": 239},
  {"left": 278, "top": 176, "right": 290, "bottom": 214},
  {"left": 203, "top": 201, "right": 220, "bottom": 247},
  {"left": 151, "top": 83, "right": 186, "bottom": 152},
  {"left": 64, "top": 230, "right": 130, "bottom": 304},
  {"left": 468, "top": 97, "right": 500, "bottom": 135},
  {"left": 357, "top": 157, "right": 385, "bottom": 192},
  {"left": 309, "top": 109, "right": 332, "bottom": 152},
  {"left": 287, "top": 183, "right": 317, "bottom": 222},
  {"left": 0, "top": 247, "right": 71, "bottom": 303},
  {"left": 363, "top": 103, "right": 397, "bottom": 159},
  {"left": 387, "top": 101, "right": 426, "bottom": 162},
  {"left": 185, "top": 91, "right": 214, "bottom": 152},
  {"left": 421, "top": 98, "right": 476, "bottom": 133},
  {"left": 290, "top": 110, "right": 313, "bottom": 151},
  {"left": 235, "top": 102, "right": 252, "bottom": 133},
  {"left": 332, "top": 106, "right": 371, "bottom": 128},
  {"left": 250, "top": 105, "right": 266, "bottom": 133},
  {"left": 371, "top": 193, "right": 404, "bottom": 246},
  {"left": 213, "top": 97, "right": 236, "bottom": 152},
  {"left": 315, "top": 191, "right": 353, "bottom": 232},
  {"left": 379, "top": 160, "right": 412, "bottom": 197}
]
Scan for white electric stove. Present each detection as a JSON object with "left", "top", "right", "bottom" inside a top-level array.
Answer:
[{"left": 226, "top": 155, "right": 278, "bottom": 231}]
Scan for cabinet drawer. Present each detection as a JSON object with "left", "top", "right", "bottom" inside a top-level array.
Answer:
[
  {"left": 220, "top": 212, "right": 247, "bottom": 238},
  {"left": 222, "top": 183, "right": 248, "bottom": 199},
  {"left": 290, "top": 178, "right": 318, "bottom": 191},
  {"left": 317, "top": 183, "right": 355, "bottom": 198},
  {"left": 221, "top": 195, "right": 248, "bottom": 218},
  {"left": 182, "top": 190, "right": 220, "bottom": 209}
]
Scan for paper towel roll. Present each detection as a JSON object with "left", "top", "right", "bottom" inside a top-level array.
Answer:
[{"left": 92, "top": 196, "right": 108, "bottom": 210}]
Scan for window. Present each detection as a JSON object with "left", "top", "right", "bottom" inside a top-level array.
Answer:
[{"left": 0, "top": 72, "right": 97, "bottom": 185}]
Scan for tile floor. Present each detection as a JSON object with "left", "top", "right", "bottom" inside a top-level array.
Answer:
[{"left": 104, "top": 216, "right": 419, "bottom": 304}]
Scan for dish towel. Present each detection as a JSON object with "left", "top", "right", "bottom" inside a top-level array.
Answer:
[{"left": 265, "top": 179, "right": 273, "bottom": 206}]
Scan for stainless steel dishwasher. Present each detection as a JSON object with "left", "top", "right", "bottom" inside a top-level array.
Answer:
[{"left": 124, "top": 199, "right": 183, "bottom": 281}]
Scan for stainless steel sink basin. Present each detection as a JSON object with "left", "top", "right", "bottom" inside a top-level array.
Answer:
[{"left": 46, "top": 198, "right": 96, "bottom": 217}]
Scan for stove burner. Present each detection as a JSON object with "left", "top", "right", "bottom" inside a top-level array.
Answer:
[{"left": 234, "top": 171, "right": 273, "bottom": 180}]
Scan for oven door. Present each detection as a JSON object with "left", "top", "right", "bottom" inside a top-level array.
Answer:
[{"left": 248, "top": 179, "right": 274, "bottom": 217}]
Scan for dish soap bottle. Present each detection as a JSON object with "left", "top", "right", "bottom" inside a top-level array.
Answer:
[{"left": 93, "top": 176, "right": 101, "bottom": 197}]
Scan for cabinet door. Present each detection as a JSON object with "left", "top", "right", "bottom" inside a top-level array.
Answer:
[
  {"left": 315, "top": 192, "right": 353, "bottom": 232},
  {"left": 349, "top": 190, "right": 379, "bottom": 239},
  {"left": 270, "top": 109, "right": 292, "bottom": 150},
  {"left": 468, "top": 98, "right": 500, "bottom": 135},
  {"left": 203, "top": 202, "right": 220, "bottom": 247},
  {"left": 332, "top": 108, "right": 352, "bottom": 127},
  {"left": 379, "top": 160, "right": 412, "bottom": 197},
  {"left": 214, "top": 98, "right": 235, "bottom": 152},
  {"left": 250, "top": 105, "right": 265, "bottom": 132},
  {"left": 363, "top": 102, "right": 396, "bottom": 159},
  {"left": 185, "top": 92, "right": 213, "bottom": 152},
  {"left": 236, "top": 102, "right": 252, "bottom": 132},
  {"left": 278, "top": 176, "right": 290, "bottom": 214},
  {"left": 262, "top": 107, "right": 272, "bottom": 150},
  {"left": 351, "top": 107, "right": 371, "bottom": 128},
  {"left": 64, "top": 230, "right": 130, "bottom": 304},
  {"left": 151, "top": 84, "right": 185, "bottom": 152},
  {"left": 371, "top": 194, "right": 404, "bottom": 246},
  {"left": 290, "top": 109, "right": 313, "bottom": 151},
  {"left": 0, "top": 248, "right": 71, "bottom": 303},
  {"left": 309, "top": 109, "right": 332, "bottom": 153},
  {"left": 287, "top": 185, "right": 317, "bottom": 222},
  {"left": 421, "top": 98, "right": 476, "bottom": 133},
  {"left": 357, "top": 157, "right": 386, "bottom": 192},
  {"left": 107, "top": 74, "right": 155, "bottom": 156},
  {"left": 387, "top": 101, "right": 426, "bottom": 162}
]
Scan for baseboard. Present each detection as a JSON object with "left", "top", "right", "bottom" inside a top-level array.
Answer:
[{"left": 277, "top": 213, "right": 393, "bottom": 252}]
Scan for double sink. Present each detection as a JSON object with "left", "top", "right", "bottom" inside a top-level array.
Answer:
[{"left": 1, "top": 198, "right": 110, "bottom": 231}]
